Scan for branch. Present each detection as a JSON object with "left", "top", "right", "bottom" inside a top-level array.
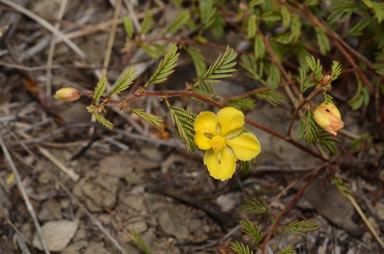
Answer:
[
  {"left": 84, "top": 89, "right": 327, "bottom": 161},
  {"left": 286, "top": 87, "right": 323, "bottom": 137},
  {"left": 260, "top": 163, "right": 328, "bottom": 254}
]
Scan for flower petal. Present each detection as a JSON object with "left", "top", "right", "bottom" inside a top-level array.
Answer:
[
  {"left": 194, "top": 132, "right": 212, "bottom": 150},
  {"left": 204, "top": 150, "right": 214, "bottom": 165},
  {"left": 217, "top": 107, "right": 244, "bottom": 136},
  {"left": 206, "top": 148, "right": 236, "bottom": 181},
  {"left": 226, "top": 133, "right": 261, "bottom": 161},
  {"left": 194, "top": 111, "right": 217, "bottom": 135}
]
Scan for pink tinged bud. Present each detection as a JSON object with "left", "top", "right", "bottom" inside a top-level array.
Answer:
[
  {"left": 313, "top": 102, "right": 344, "bottom": 135},
  {"left": 320, "top": 75, "right": 331, "bottom": 86},
  {"left": 54, "top": 87, "right": 80, "bottom": 102}
]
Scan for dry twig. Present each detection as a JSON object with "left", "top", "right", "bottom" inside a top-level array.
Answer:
[
  {"left": 46, "top": 0, "right": 68, "bottom": 95},
  {"left": 0, "top": 0, "right": 86, "bottom": 58},
  {"left": 0, "top": 136, "right": 51, "bottom": 254}
]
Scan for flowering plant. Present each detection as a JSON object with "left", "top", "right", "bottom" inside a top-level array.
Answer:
[
  {"left": 313, "top": 102, "right": 344, "bottom": 135},
  {"left": 194, "top": 107, "right": 261, "bottom": 181}
]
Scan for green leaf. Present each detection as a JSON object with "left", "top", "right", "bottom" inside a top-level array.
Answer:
[
  {"left": 331, "top": 61, "right": 342, "bottom": 81},
  {"left": 131, "top": 109, "right": 163, "bottom": 126},
  {"left": 123, "top": 16, "right": 134, "bottom": 39},
  {"left": 261, "top": 11, "right": 282, "bottom": 22},
  {"left": 93, "top": 75, "right": 107, "bottom": 104},
  {"left": 254, "top": 90, "right": 286, "bottom": 106},
  {"left": 185, "top": 47, "right": 207, "bottom": 78},
  {"left": 304, "top": 110, "right": 319, "bottom": 143},
  {"left": 168, "top": 106, "right": 196, "bottom": 152},
  {"left": 167, "top": 9, "right": 191, "bottom": 34},
  {"left": 199, "top": 0, "right": 216, "bottom": 30},
  {"left": 328, "top": 0, "right": 358, "bottom": 24},
  {"left": 139, "top": 43, "right": 160, "bottom": 59},
  {"left": 241, "top": 196, "right": 268, "bottom": 214},
  {"left": 247, "top": 15, "right": 257, "bottom": 39},
  {"left": 141, "top": 9, "right": 154, "bottom": 34},
  {"left": 348, "top": 74, "right": 369, "bottom": 110},
  {"left": 277, "top": 245, "right": 296, "bottom": 254},
  {"left": 195, "top": 46, "right": 237, "bottom": 86},
  {"left": 94, "top": 113, "right": 113, "bottom": 129},
  {"left": 147, "top": 43, "right": 179, "bottom": 85},
  {"left": 348, "top": 85, "right": 369, "bottom": 110},
  {"left": 363, "top": 0, "right": 384, "bottom": 23},
  {"left": 280, "top": 220, "right": 318, "bottom": 236},
  {"left": 274, "top": 32, "right": 294, "bottom": 45},
  {"left": 227, "top": 98, "right": 257, "bottom": 110},
  {"left": 240, "top": 219, "right": 263, "bottom": 244},
  {"left": 317, "top": 133, "right": 340, "bottom": 155},
  {"left": 371, "top": 2, "right": 384, "bottom": 23},
  {"left": 349, "top": 135, "right": 372, "bottom": 150},
  {"left": 305, "top": 56, "right": 323, "bottom": 82},
  {"left": 373, "top": 63, "right": 384, "bottom": 75},
  {"left": 348, "top": 18, "right": 371, "bottom": 36},
  {"left": 211, "top": 14, "right": 225, "bottom": 39},
  {"left": 298, "top": 66, "right": 315, "bottom": 93},
  {"left": 254, "top": 34, "right": 265, "bottom": 59},
  {"left": 333, "top": 176, "right": 353, "bottom": 198},
  {"left": 230, "top": 242, "right": 255, "bottom": 254},
  {"left": 267, "top": 65, "right": 281, "bottom": 90},
  {"left": 324, "top": 93, "right": 333, "bottom": 103},
  {"left": 171, "top": 0, "right": 182, "bottom": 7},
  {"left": 128, "top": 228, "right": 152, "bottom": 254},
  {"left": 239, "top": 55, "right": 264, "bottom": 83},
  {"left": 152, "top": 44, "right": 167, "bottom": 55},
  {"left": 315, "top": 26, "right": 330, "bottom": 55},
  {"left": 290, "top": 14, "right": 302, "bottom": 43},
  {"left": 280, "top": 6, "right": 291, "bottom": 28},
  {"left": 109, "top": 67, "right": 135, "bottom": 96},
  {"left": 249, "top": 0, "right": 264, "bottom": 7},
  {"left": 304, "top": 0, "right": 319, "bottom": 6},
  {"left": 194, "top": 81, "right": 215, "bottom": 98}
]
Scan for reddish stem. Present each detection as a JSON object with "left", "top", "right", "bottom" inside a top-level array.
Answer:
[
  {"left": 260, "top": 163, "right": 327, "bottom": 253},
  {"left": 86, "top": 89, "right": 327, "bottom": 161},
  {"left": 286, "top": 87, "right": 322, "bottom": 137}
]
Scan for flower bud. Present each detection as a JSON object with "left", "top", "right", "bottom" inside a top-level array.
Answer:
[
  {"left": 319, "top": 75, "right": 331, "bottom": 86},
  {"left": 313, "top": 102, "right": 344, "bottom": 135},
  {"left": 54, "top": 87, "right": 80, "bottom": 102}
]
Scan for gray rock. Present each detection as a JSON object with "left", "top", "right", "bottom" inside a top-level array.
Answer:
[
  {"left": 246, "top": 104, "right": 320, "bottom": 167},
  {"left": 33, "top": 220, "right": 78, "bottom": 252},
  {"left": 38, "top": 199, "right": 62, "bottom": 221},
  {"left": 157, "top": 205, "right": 189, "bottom": 239},
  {"left": 127, "top": 221, "right": 147, "bottom": 234},
  {"left": 84, "top": 242, "right": 108, "bottom": 254}
]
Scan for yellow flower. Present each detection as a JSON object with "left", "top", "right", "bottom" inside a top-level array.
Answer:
[
  {"left": 54, "top": 87, "right": 80, "bottom": 102},
  {"left": 313, "top": 102, "right": 344, "bottom": 135},
  {"left": 194, "top": 107, "right": 261, "bottom": 181}
]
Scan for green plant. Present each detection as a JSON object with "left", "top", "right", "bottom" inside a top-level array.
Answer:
[{"left": 54, "top": 0, "right": 384, "bottom": 252}]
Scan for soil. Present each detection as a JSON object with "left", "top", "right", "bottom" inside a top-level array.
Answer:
[{"left": 0, "top": 1, "right": 383, "bottom": 254}]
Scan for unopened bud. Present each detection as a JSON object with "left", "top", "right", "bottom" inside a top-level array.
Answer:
[
  {"left": 313, "top": 102, "right": 344, "bottom": 135},
  {"left": 54, "top": 87, "right": 80, "bottom": 102},
  {"left": 320, "top": 75, "right": 331, "bottom": 86}
]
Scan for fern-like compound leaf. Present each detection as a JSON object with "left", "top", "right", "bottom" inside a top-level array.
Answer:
[
  {"left": 109, "top": 67, "right": 136, "bottom": 96},
  {"left": 94, "top": 113, "right": 113, "bottom": 130},
  {"left": 230, "top": 241, "right": 255, "bottom": 254},
  {"left": 147, "top": 43, "right": 179, "bottom": 86},
  {"left": 93, "top": 75, "right": 107, "bottom": 104},
  {"left": 241, "top": 196, "right": 268, "bottom": 214},
  {"left": 240, "top": 219, "right": 263, "bottom": 244},
  {"left": 280, "top": 220, "right": 318, "bottom": 236},
  {"left": 196, "top": 46, "right": 237, "bottom": 86},
  {"left": 168, "top": 106, "right": 196, "bottom": 152},
  {"left": 131, "top": 109, "right": 163, "bottom": 127}
]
